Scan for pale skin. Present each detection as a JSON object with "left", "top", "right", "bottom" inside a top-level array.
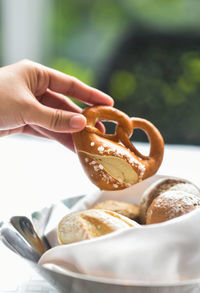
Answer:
[{"left": 0, "top": 60, "right": 114, "bottom": 151}]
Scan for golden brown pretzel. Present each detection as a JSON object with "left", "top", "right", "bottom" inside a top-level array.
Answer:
[{"left": 72, "top": 106, "right": 164, "bottom": 190}]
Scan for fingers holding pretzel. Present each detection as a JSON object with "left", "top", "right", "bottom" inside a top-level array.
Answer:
[{"left": 72, "top": 106, "right": 164, "bottom": 191}]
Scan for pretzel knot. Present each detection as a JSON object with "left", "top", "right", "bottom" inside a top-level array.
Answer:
[
  {"left": 84, "top": 106, "right": 145, "bottom": 159},
  {"left": 84, "top": 105, "right": 133, "bottom": 144}
]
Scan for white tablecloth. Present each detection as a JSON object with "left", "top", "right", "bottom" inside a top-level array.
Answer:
[{"left": 0, "top": 135, "right": 199, "bottom": 292}]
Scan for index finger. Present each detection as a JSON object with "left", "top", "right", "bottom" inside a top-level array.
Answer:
[{"left": 44, "top": 65, "right": 114, "bottom": 106}]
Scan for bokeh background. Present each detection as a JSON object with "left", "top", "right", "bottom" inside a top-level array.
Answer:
[{"left": 1, "top": 0, "right": 200, "bottom": 145}]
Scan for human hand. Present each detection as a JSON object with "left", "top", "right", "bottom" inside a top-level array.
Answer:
[{"left": 0, "top": 60, "right": 113, "bottom": 150}]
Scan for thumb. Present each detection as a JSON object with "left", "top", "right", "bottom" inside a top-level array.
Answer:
[{"left": 29, "top": 103, "right": 86, "bottom": 132}]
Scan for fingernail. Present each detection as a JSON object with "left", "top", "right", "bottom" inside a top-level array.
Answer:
[
  {"left": 110, "top": 98, "right": 114, "bottom": 106},
  {"left": 69, "top": 115, "right": 86, "bottom": 129}
]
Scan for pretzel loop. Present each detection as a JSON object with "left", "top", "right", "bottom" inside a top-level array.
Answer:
[{"left": 83, "top": 106, "right": 133, "bottom": 143}]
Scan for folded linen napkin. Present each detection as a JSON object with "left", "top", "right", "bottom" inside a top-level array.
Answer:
[{"left": 39, "top": 209, "right": 200, "bottom": 283}]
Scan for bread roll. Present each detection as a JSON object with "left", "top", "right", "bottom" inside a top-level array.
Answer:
[
  {"left": 58, "top": 209, "right": 140, "bottom": 245},
  {"left": 92, "top": 200, "right": 139, "bottom": 220},
  {"left": 139, "top": 177, "right": 200, "bottom": 224},
  {"left": 146, "top": 190, "right": 200, "bottom": 224}
]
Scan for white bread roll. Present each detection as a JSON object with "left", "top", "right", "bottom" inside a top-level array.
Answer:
[{"left": 58, "top": 209, "right": 140, "bottom": 245}]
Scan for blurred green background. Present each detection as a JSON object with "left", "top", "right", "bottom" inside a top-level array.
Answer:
[{"left": 1, "top": 0, "right": 200, "bottom": 145}]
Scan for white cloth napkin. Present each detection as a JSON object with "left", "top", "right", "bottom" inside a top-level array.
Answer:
[{"left": 39, "top": 175, "right": 200, "bottom": 284}]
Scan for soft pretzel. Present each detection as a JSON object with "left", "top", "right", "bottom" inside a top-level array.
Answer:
[{"left": 72, "top": 106, "right": 164, "bottom": 190}]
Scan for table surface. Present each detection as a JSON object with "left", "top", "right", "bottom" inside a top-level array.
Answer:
[{"left": 0, "top": 135, "right": 200, "bottom": 292}]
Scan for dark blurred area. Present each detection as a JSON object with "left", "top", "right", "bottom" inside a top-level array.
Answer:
[
  {"left": 99, "top": 31, "right": 200, "bottom": 144},
  {"left": 48, "top": 0, "right": 200, "bottom": 145},
  {"left": 1, "top": 0, "right": 200, "bottom": 145}
]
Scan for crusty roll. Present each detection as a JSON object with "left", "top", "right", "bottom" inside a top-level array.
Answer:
[
  {"left": 92, "top": 200, "right": 139, "bottom": 220},
  {"left": 73, "top": 106, "right": 164, "bottom": 191},
  {"left": 146, "top": 190, "right": 200, "bottom": 224},
  {"left": 139, "top": 177, "right": 200, "bottom": 224},
  {"left": 58, "top": 209, "right": 140, "bottom": 245}
]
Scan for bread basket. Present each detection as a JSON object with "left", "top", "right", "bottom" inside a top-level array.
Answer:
[{"left": 1, "top": 175, "right": 200, "bottom": 293}]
